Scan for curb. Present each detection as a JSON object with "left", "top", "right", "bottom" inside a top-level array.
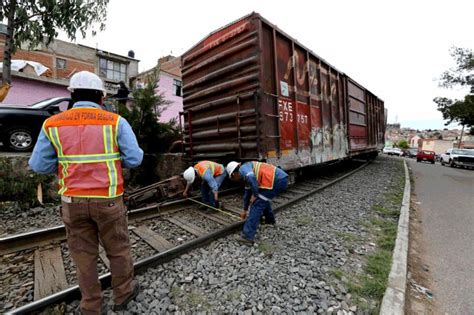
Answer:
[{"left": 380, "top": 160, "right": 410, "bottom": 314}]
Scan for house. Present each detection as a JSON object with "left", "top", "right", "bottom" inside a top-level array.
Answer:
[
  {"left": 132, "top": 56, "right": 183, "bottom": 123},
  {"left": 0, "top": 24, "right": 139, "bottom": 105},
  {"left": 420, "top": 139, "right": 453, "bottom": 154},
  {"left": 409, "top": 135, "right": 421, "bottom": 148}
]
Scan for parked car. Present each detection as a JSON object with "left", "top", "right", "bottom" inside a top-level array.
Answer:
[
  {"left": 407, "top": 148, "right": 418, "bottom": 158},
  {"left": 440, "top": 148, "right": 474, "bottom": 169},
  {"left": 416, "top": 150, "right": 435, "bottom": 164},
  {"left": 0, "top": 97, "right": 71, "bottom": 152},
  {"left": 385, "top": 147, "right": 402, "bottom": 156}
]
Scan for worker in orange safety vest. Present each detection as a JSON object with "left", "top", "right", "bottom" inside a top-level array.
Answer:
[
  {"left": 226, "top": 161, "right": 288, "bottom": 244},
  {"left": 182, "top": 160, "right": 227, "bottom": 208},
  {"left": 29, "top": 71, "right": 143, "bottom": 314}
]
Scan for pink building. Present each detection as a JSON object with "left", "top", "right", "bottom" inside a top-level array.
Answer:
[
  {"left": 134, "top": 56, "right": 183, "bottom": 123},
  {"left": 1, "top": 73, "right": 69, "bottom": 105}
]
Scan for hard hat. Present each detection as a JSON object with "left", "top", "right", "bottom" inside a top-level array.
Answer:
[
  {"left": 68, "top": 71, "right": 106, "bottom": 96},
  {"left": 226, "top": 161, "right": 239, "bottom": 177},
  {"left": 183, "top": 167, "right": 196, "bottom": 184}
]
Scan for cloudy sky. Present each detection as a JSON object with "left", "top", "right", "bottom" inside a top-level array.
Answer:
[{"left": 71, "top": 0, "right": 473, "bottom": 130}]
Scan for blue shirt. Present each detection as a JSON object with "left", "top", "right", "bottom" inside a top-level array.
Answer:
[
  {"left": 28, "top": 101, "right": 144, "bottom": 174},
  {"left": 202, "top": 169, "right": 218, "bottom": 192},
  {"left": 240, "top": 161, "right": 288, "bottom": 210}
]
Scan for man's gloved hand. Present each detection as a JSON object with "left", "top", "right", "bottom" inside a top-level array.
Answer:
[{"left": 240, "top": 210, "right": 248, "bottom": 220}]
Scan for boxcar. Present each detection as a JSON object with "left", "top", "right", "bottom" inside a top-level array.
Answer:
[{"left": 181, "top": 12, "right": 386, "bottom": 170}]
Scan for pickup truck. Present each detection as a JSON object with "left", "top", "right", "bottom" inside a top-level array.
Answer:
[
  {"left": 416, "top": 150, "right": 435, "bottom": 164},
  {"left": 440, "top": 148, "right": 474, "bottom": 169}
]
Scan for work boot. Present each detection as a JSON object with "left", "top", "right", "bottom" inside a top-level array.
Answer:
[
  {"left": 113, "top": 282, "right": 140, "bottom": 312},
  {"left": 74, "top": 304, "right": 108, "bottom": 315},
  {"left": 236, "top": 235, "right": 254, "bottom": 246}
]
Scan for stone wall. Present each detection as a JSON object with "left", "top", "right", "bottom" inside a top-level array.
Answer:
[
  {"left": 0, "top": 152, "right": 187, "bottom": 204},
  {"left": 155, "top": 153, "right": 187, "bottom": 180},
  {"left": 0, "top": 153, "right": 57, "bottom": 205}
]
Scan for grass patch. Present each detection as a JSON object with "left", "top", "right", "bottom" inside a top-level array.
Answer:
[
  {"left": 350, "top": 250, "right": 392, "bottom": 299},
  {"left": 377, "top": 223, "right": 397, "bottom": 251},
  {"left": 372, "top": 204, "right": 399, "bottom": 218},
  {"left": 295, "top": 215, "right": 312, "bottom": 226},
  {"left": 185, "top": 290, "right": 210, "bottom": 309},
  {"left": 170, "top": 286, "right": 181, "bottom": 300},
  {"left": 336, "top": 231, "right": 359, "bottom": 243},
  {"left": 257, "top": 241, "right": 275, "bottom": 256},
  {"left": 347, "top": 161, "right": 405, "bottom": 310},
  {"left": 331, "top": 268, "right": 344, "bottom": 280},
  {"left": 225, "top": 289, "right": 241, "bottom": 302}
]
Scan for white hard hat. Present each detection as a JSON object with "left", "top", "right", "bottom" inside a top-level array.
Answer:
[
  {"left": 226, "top": 161, "right": 240, "bottom": 177},
  {"left": 68, "top": 71, "right": 106, "bottom": 96},
  {"left": 183, "top": 166, "right": 196, "bottom": 184}
]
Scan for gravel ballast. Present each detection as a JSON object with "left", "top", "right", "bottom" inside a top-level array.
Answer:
[{"left": 61, "top": 156, "right": 404, "bottom": 314}]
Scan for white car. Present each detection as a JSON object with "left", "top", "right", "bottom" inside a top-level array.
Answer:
[
  {"left": 383, "top": 147, "right": 402, "bottom": 156},
  {"left": 440, "top": 148, "right": 474, "bottom": 169}
]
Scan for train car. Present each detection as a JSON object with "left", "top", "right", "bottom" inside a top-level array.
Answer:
[{"left": 181, "top": 12, "right": 385, "bottom": 170}]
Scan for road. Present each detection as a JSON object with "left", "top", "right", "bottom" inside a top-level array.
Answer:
[{"left": 408, "top": 158, "right": 474, "bottom": 314}]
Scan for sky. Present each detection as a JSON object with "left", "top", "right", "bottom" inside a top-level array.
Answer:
[{"left": 68, "top": 0, "right": 473, "bottom": 130}]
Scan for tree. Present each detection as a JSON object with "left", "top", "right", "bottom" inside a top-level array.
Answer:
[
  {"left": 396, "top": 139, "right": 409, "bottom": 149},
  {"left": 117, "top": 67, "right": 180, "bottom": 185},
  {"left": 0, "top": 0, "right": 109, "bottom": 100},
  {"left": 434, "top": 47, "right": 474, "bottom": 135},
  {"left": 439, "top": 47, "right": 473, "bottom": 92}
]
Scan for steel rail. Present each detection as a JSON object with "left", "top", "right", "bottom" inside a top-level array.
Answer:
[
  {"left": 9, "top": 162, "right": 369, "bottom": 315},
  {"left": 0, "top": 188, "right": 240, "bottom": 255}
]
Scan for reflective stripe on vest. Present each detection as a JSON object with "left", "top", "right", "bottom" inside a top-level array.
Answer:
[
  {"left": 252, "top": 161, "right": 277, "bottom": 190},
  {"left": 194, "top": 161, "right": 223, "bottom": 178},
  {"left": 43, "top": 108, "right": 123, "bottom": 198}
]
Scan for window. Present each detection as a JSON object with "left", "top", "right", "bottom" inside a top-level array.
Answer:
[
  {"left": 99, "top": 58, "right": 127, "bottom": 82},
  {"left": 173, "top": 79, "right": 182, "bottom": 97},
  {"left": 56, "top": 58, "right": 67, "bottom": 69}
]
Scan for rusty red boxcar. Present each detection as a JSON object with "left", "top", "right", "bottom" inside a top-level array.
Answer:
[{"left": 181, "top": 12, "right": 386, "bottom": 170}]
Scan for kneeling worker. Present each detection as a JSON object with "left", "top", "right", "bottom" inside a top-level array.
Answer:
[
  {"left": 183, "top": 160, "right": 227, "bottom": 208},
  {"left": 226, "top": 161, "right": 288, "bottom": 243}
]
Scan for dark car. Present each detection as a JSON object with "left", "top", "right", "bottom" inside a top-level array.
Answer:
[
  {"left": 407, "top": 148, "right": 418, "bottom": 158},
  {"left": 0, "top": 97, "right": 71, "bottom": 152}
]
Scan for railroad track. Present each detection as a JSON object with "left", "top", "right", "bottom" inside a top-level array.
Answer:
[{"left": 2, "top": 160, "right": 369, "bottom": 314}]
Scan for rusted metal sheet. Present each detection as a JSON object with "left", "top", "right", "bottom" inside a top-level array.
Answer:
[
  {"left": 124, "top": 175, "right": 186, "bottom": 208},
  {"left": 182, "top": 12, "right": 385, "bottom": 170}
]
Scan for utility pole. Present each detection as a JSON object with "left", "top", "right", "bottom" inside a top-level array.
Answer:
[{"left": 458, "top": 125, "right": 465, "bottom": 149}]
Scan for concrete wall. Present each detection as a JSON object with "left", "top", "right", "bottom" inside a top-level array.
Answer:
[
  {"left": 157, "top": 72, "right": 182, "bottom": 123},
  {"left": 1, "top": 76, "right": 69, "bottom": 105},
  {"left": 421, "top": 140, "right": 453, "bottom": 154}
]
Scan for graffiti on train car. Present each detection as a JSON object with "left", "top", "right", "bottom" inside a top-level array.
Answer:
[{"left": 309, "top": 124, "right": 348, "bottom": 163}]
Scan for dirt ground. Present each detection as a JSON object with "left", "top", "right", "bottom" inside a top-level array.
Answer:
[{"left": 405, "top": 192, "right": 435, "bottom": 314}]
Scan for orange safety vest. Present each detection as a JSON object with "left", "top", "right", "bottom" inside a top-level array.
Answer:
[
  {"left": 252, "top": 161, "right": 277, "bottom": 190},
  {"left": 43, "top": 107, "right": 124, "bottom": 198},
  {"left": 194, "top": 161, "right": 224, "bottom": 178}
]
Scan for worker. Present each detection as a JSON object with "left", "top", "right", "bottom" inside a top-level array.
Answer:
[
  {"left": 182, "top": 160, "right": 227, "bottom": 208},
  {"left": 226, "top": 161, "right": 288, "bottom": 244},
  {"left": 28, "top": 71, "right": 143, "bottom": 314}
]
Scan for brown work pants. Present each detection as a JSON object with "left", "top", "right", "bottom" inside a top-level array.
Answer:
[{"left": 61, "top": 196, "right": 134, "bottom": 315}]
